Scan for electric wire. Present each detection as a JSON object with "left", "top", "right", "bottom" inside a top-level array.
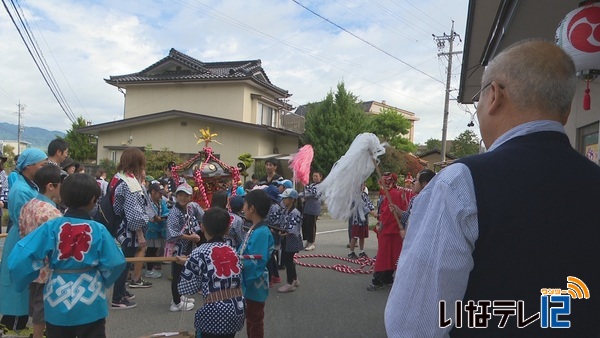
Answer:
[
  {"left": 21, "top": 0, "right": 91, "bottom": 122},
  {"left": 179, "top": 0, "right": 444, "bottom": 107},
  {"left": 2, "top": 0, "right": 76, "bottom": 123},
  {"left": 291, "top": 0, "right": 444, "bottom": 85},
  {"left": 11, "top": 0, "right": 77, "bottom": 123}
]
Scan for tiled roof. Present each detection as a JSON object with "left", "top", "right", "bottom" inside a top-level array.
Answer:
[{"left": 105, "top": 48, "right": 289, "bottom": 97}]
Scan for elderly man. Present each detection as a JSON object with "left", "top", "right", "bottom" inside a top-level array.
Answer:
[{"left": 385, "top": 40, "right": 600, "bottom": 337}]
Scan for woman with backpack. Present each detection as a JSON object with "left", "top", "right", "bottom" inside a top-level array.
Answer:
[{"left": 110, "top": 148, "right": 150, "bottom": 310}]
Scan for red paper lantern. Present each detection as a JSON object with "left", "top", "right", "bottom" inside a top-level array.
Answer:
[{"left": 556, "top": 1, "right": 600, "bottom": 110}]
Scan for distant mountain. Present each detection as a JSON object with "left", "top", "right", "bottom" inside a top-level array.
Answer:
[{"left": 0, "top": 122, "right": 66, "bottom": 150}]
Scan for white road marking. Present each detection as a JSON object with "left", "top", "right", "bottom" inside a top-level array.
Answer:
[{"left": 316, "top": 228, "right": 347, "bottom": 235}]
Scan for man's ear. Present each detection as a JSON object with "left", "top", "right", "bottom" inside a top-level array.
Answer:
[{"left": 487, "top": 81, "right": 506, "bottom": 116}]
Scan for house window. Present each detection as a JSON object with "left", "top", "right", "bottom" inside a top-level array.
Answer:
[
  {"left": 257, "top": 102, "right": 277, "bottom": 127},
  {"left": 257, "top": 103, "right": 263, "bottom": 126},
  {"left": 578, "top": 122, "right": 599, "bottom": 163},
  {"left": 111, "top": 151, "right": 117, "bottom": 163}
]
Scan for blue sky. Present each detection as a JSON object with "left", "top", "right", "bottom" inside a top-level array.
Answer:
[{"left": 0, "top": 0, "right": 475, "bottom": 144}]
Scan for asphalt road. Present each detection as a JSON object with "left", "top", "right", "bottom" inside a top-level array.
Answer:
[{"left": 105, "top": 217, "right": 390, "bottom": 338}]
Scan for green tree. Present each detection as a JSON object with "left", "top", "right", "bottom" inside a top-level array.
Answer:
[
  {"left": 64, "top": 116, "right": 96, "bottom": 162},
  {"left": 144, "top": 145, "right": 183, "bottom": 179},
  {"left": 237, "top": 153, "right": 253, "bottom": 181},
  {"left": 99, "top": 158, "right": 117, "bottom": 179},
  {"left": 253, "top": 160, "right": 266, "bottom": 180},
  {"left": 425, "top": 138, "right": 442, "bottom": 151},
  {"left": 302, "top": 82, "right": 368, "bottom": 175},
  {"left": 368, "top": 108, "right": 416, "bottom": 152},
  {"left": 449, "top": 130, "right": 480, "bottom": 158},
  {"left": 2, "top": 144, "right": 16, "bottom": 173}
]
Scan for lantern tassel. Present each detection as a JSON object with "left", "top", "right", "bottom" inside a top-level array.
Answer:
[{"left": 583, "top": 80, "right": 591, "bottom": 111}]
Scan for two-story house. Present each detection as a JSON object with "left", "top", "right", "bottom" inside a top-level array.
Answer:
[{"left": 79, "top": 48, "right": 302, "bottom": 174}]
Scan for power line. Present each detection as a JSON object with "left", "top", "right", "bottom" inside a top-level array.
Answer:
[
  {"left": 20, "top": 0, "right": 90, "bottom": 121},
  {"left": 2, "top": 0, "right": 76, "bottom": 123},
  {"left": 332, "top": 0, "right": 431, "bottom": 48},
  {"left": 369, "top": 0, "right": 434, "bottom": 39},
  {"left": 11, "top": 0, "right": 76, "bottom": 122},
  {"left": 291, "top": 0, "right": 444, "bottom": 85},
  {"left": 177, "top": 0, "right": 444, "bottom": 105},
  {"left": 398, "top": 0, "right": 449, "bottom": 32}
]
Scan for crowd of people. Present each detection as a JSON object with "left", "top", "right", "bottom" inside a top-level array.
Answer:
[
  {"left": 2, "top": 40, "right": 597, "bottom": 336},
  {"left": 0, "top": 143, "right": 330, "bottom": 338}
]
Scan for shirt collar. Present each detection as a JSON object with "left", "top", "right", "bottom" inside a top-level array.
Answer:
[
  {"left": 487, "top": 120, "right": 565, "bottom": 152},
  {"left": 36, "top": 193, "right": 57, "bottom": 207},
  {"left": 21, "top": 173, "right": 39, "bottom": 191},
  {"left": 64, "top": 208, "right": 92, "bottom": 220}
]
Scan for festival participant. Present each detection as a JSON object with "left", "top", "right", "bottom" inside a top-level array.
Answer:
[
  {"left": 0, "top": 151, "right": 8, "bottom": 235},
  {"left": 9, "top": 173, "right": 126, "bottom": 338},
  {"left": 111, "top": 148, "right": 150, "bottom": 310},
  {"left": 240, "top": 189, "right": 275, "bottom": 338},
  {"left": 385, "top": 40, "right": 600, "bottom": 336},
  {"left": 401, "top": 169, "right": 435, "bottom": 231},
  {"left": 367, "top": 172, "right": 407, "bottom": 291},
  {"left": 300, "top": 171, "right": 322, "bottom": 251},
  {"left": 178, "top": 207, "right": 245, "bottom": 337},
  {"left": 18, "top": 165, "right": 63, "bottom": 338},
  {"left": 227, "top": 195, "right": 248, "bottom": 250},
  {"left": 0, "top": 148, "right": 47, "bottom": 337},
  {"left": 60, "top": 158, "right": 76, "bottom": 175},
  {"left": 259, "top": 158, "right": 281, "bottom": 185},
  {"left": 46, "top": 139, "right": 69, "bottom": 167},
  {"left": 276, "top": 189, "right": 303, "bottom": 293},
  {"left": 166, "top": 183, "right": 203, "bottom": 312},
  {"left": 264, "top": 186, "right": 282, "bottom": 287},
  {"left": 145, "top": 182, "right": 169, "bottom": 279},
  {"left": 348, "top": 183, "right": 377, "bottom": 259}
]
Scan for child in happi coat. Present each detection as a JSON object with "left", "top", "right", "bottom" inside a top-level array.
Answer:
[
  {"left": 240, "top": 189, "right": 275, "bottom": 338},
  {"left": 9, "top": 173, "right": 126, "bottom": 338},
  {"left": 276, "top": 189, "right": 303, "bottom": 293},
  {"left": 145, "top": 182, "right": 170, "bottom": 279},
  {"left": 178, "top": 207, "right": 245, "bottom": 337},
  {"left": 263, "top": 185, "right": 282, "bottom": 287},
  {"left": 348, "top": 183, "right": 377, "bottom": 260},
  {"left": 166, "top": 183, "right": 203, "bottom": 312},
  {"left": 227, "top": 195, "right": 248, "bottom": 250}
]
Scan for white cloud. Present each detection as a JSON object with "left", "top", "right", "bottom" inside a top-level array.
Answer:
[{"left": 0, "top": 0, "right": 478, "bottom": 145}]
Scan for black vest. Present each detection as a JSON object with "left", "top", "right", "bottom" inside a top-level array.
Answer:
[{"left": 451, "top": 131, "right": 600, "bottom": 337}]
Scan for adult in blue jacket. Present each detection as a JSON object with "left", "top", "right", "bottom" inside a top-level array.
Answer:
[{"left": 0, "top": 149, "right": 47, "bottom": 334}]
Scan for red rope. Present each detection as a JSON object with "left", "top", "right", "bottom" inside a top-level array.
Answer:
[{"left": 294, "top": 253, "right": 375, "bottom": 274}]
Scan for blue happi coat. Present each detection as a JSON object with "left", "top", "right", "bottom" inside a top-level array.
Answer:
[
  {"left": 240, "top": 222, "right": 274, "bottom": 302},
  {"left": 8, "top": 209, "right": 126, "bottom": 326},
  {"left": 0, "top": 172, "right": 38, "bottom": 316}
]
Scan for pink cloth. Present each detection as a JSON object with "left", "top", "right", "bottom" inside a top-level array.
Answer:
[{"left": 19, "top": 198, "right": 62, "bottom": 283}]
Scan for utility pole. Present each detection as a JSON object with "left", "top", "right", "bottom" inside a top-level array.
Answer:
[
  {"left": 433, "top": 21, "right": 462, "bottom": 162},
  {"left": 15, "top": 101, "right": 26, "bottom": 155}
]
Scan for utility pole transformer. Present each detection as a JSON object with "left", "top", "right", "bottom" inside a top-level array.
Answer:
[{"left": 433, "top": 21, "right": 462, "bottom": 163}]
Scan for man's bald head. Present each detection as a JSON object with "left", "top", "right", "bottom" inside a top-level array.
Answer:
[{"left": 482, "top": 40, "right": 576, "bottom": 117}]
